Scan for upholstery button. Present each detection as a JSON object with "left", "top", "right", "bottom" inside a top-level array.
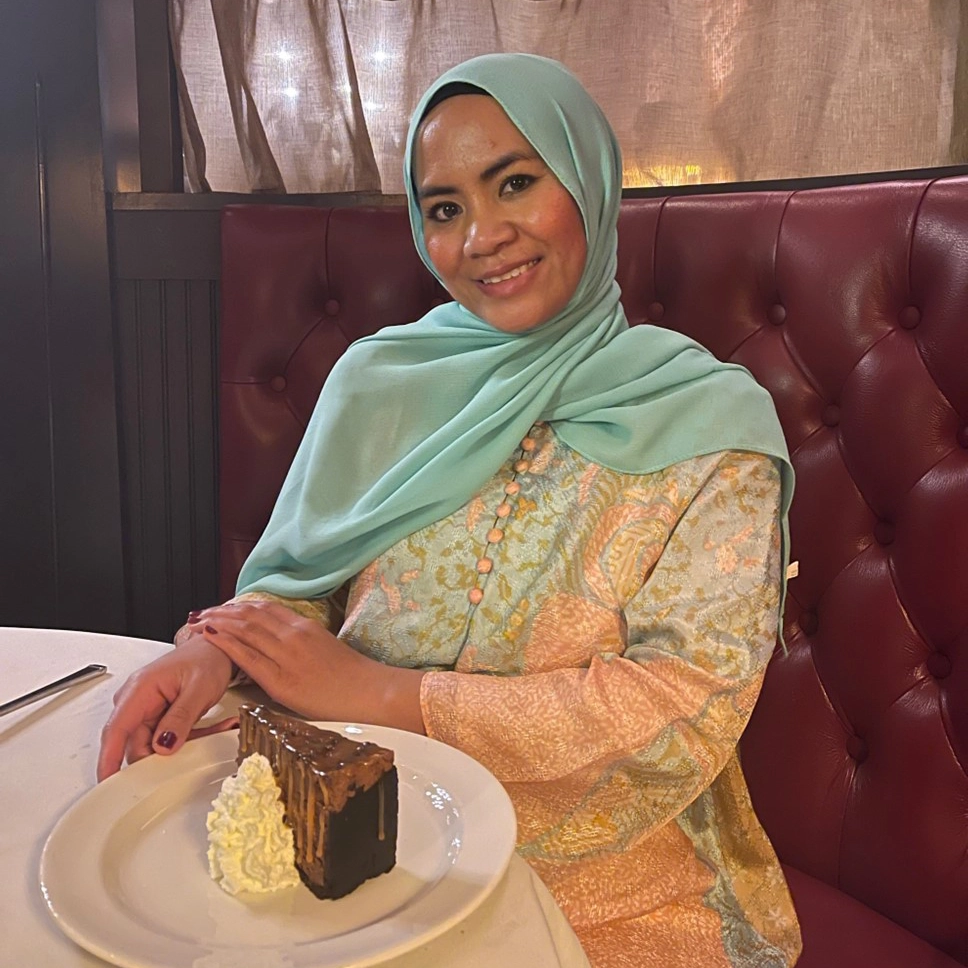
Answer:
[
  {"left": 873, "top": 520, "right": 895, "bottom": 545},
  {"left": 647, "top": 301, "right": 665, "bottom": 321},
  {"left": 476, "top": 557, "right": 493, "bottom": 574},
  {"left": 468, "top": 587, "right": 484, "bottom": 605},
  {"left": 768, "top": 304, "right": 787, "bottom": 326},
  {"left": 958, "top": 426, "right": 968, "bottom": 449},
  {"left": 486, "top": 528, "right": 504, "bottom": 544},
  {"left": 798, "top": 610, "right": 819, "bottom": 635},
  {"left": 504, "top": 481, "right": 521, "bottom": 496},
  {"left": 496, "top": 502, "right": 512, "bottom": 518},
  {"left": 926, "top": 652, "right": 952, "bottom": 679},
  {"left": 821, "top": 404, "right": 840, "bottom": 427},
  {"left": 898, "top": 306, "right": 921, "bottom": 330},
  {"left": 324, "top": 299, "right": 340, "bottom": 316},
  {"left": 846, "top": 735, "right": 868, "bottom": 763},
  {"left": 269, "top": 376, "right": 287, "bottom": 392},
  {"left": 514, "top": 460, "right": 530, "bottom": 473},
  {"left": 520, "top": 437, "right": 536, "bottom": 452}
]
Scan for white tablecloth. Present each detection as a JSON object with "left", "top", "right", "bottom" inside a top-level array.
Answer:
[{"left": 0, "top": 627, "right": 590, "bottom": 968}]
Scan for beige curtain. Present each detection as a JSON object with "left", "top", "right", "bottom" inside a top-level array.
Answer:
[{"left": 168, "top": 0, "right": 965, "bottom": 194}]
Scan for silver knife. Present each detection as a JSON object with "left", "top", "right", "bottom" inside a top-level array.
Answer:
[{"left": 0, "top": 663, "right": 108, "bottom": 716}]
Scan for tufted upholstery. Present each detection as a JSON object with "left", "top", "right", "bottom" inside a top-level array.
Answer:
[{"left": 220, "top": 178, "right": 968, "bottom": 967}]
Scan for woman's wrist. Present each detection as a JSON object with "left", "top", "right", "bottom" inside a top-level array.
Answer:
[
  {"left": 377, "top": 664, "right": 427, "bottom": 735},
  {"left": 173, "top": 628, "right": 242, "bottom": 683},
  {"left": 344, "top": 651, "right": 426, "bottom": 734}
]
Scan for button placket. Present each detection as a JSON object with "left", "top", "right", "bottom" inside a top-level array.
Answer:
[{"left": 466, "top": 429, "right": 536, "bottom": 605}]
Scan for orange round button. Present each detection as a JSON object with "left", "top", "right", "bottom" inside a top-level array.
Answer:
[
  {"left": 468, "top": 587, "right": 484, "bottom": 605},
  {"left": 486, "top": 528, "right": 504, "bottom": 543},
  {"left": 476, "top": 557, "right": 493, "bottom": 574}
]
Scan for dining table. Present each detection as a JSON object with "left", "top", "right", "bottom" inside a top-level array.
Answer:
[{"left": 0, "top": 626, "right": 591, "bottom": 968}]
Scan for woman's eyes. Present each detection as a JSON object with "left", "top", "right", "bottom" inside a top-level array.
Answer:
[
  {"left": 423, "top": 173, "right": 538, "bottom": 223},
  {"left": 500, "top": 173, "right": 535, "bottom": 195},
  {"left": 426, "top": 201, "right": 462, "bottom": 223}
]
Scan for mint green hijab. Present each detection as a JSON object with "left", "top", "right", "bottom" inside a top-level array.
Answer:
[{"left": 237, "top": 53, "right": 794, "bottom": 611}]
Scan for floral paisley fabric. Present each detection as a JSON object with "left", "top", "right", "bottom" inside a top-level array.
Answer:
[{"left": 248, "top": 423, "right": 801, "bottom": 968}]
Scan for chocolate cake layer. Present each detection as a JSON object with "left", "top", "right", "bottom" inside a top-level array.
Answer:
[{"left": 237, "top": 704, "right": 398, "bottom": 899}]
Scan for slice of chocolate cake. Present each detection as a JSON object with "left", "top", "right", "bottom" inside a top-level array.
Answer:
[{"left": 237, "top": 703, "right": 398, "bottom": 899}]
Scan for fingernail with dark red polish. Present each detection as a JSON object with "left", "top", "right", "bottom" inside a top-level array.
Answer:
[
  {"left": 204, "top": 624, "right": 218, "bottom": 635},
  {"left": 157, "top": 731, "right": 177, "bottom": 749}
]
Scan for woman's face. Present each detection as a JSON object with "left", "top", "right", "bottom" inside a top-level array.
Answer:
[{"left": 414, "top": 95, "right": 587, "bottom": 333}]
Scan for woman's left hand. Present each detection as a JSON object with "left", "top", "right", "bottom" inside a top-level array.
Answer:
[{"left": 188, "top": 601, "right": 426, "bottom": 734}]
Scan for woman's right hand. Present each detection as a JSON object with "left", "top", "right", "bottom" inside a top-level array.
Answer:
[{"left": 96, "top": 635, "right": 238, "bottom": 782}]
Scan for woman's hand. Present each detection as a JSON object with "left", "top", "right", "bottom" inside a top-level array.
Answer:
[
  {"left": 96, "top": 636, "right": 238, "bottom": 782},
  {"left": 189, "top": 600, "right": 426, "bottom": 734}
]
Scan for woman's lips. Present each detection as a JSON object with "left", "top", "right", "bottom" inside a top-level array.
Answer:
[{"left": 476, "top": 258, "right": 540, "bottom": 295}]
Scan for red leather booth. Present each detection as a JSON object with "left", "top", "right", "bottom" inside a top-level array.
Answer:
[{"left": 219, "top": 176, "right": 968, "bottom": 967}]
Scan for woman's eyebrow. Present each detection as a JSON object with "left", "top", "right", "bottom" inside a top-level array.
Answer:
[
  {"left": 417, "top": 151, "right": 539, "bottom": 201},
  {"left": 417, "top": 183, "right": 457, "bottom": 202},
  {"left": 479, "top": 150, "right": 537, "bottom": 183}
]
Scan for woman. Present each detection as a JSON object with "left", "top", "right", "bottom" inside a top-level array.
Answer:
[{"left": 99, "top": 54, "right": 800, "bottom": 967}]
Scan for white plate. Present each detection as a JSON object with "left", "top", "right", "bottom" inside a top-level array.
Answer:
[{"left": 40, "top": 723, "right": 516, "bottom": 968}]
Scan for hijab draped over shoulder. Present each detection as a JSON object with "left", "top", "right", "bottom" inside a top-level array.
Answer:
[{"left": 237, "top": 53, "right": 794, "bottom": 612}]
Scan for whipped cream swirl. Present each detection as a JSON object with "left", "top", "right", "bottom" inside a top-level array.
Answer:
[{"left": 207, "top": 752, "right": 300, "bottom": 895}]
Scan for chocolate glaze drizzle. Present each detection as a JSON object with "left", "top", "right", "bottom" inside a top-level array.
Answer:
[{"left": 237, "top": 704, "right": 395, "bottom": 866}]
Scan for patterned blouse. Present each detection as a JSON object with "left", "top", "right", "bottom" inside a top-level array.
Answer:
[{"left": 246, "top": 421, "right": 801, "bottom": 968}]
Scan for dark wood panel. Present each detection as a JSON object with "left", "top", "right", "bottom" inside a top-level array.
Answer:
[
  {"left": 114, "top": 279, "right": 147, "bottom": 630},
  {"left": 0, "top": 59, "right": 56, "bottom": 625},
  {"left": 114, "top": 274, "right": 220, "bottom": 641},
  {"left": 109, "top": 194, "right": 405, "bottom": 281},
  {"left": 133, "top": 0, "right": 182, "bottom": 192},
  {"left": 184, "top": 279, "right": 220, "bottom": 609},
  {"left": 114, "top": 276, "right": 220, "bottom": 639},
  {"left": 0, "top": 0, "right": 125, "bottom": 632},
  {"left": 112, "top": 208, "right": 223, "bottom": 280},
  {"left": 161, "top": 278, "right": 219, "bottom": 621}
]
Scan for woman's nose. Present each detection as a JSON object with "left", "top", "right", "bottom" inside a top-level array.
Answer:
[{"left": 464, "top": 206, "right": 515, "bottom": 257}]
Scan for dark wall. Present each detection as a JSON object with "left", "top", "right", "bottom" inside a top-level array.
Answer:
[
  {"left": 0, "top": 0, "right": 126, "bottom": 632},
  {"left": 110, "top": 200, "right": 222, "bottom": 639}
]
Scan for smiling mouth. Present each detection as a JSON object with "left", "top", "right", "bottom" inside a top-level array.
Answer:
[{"left": 479, "top": 259, "right": 539, "bottom": 285}]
